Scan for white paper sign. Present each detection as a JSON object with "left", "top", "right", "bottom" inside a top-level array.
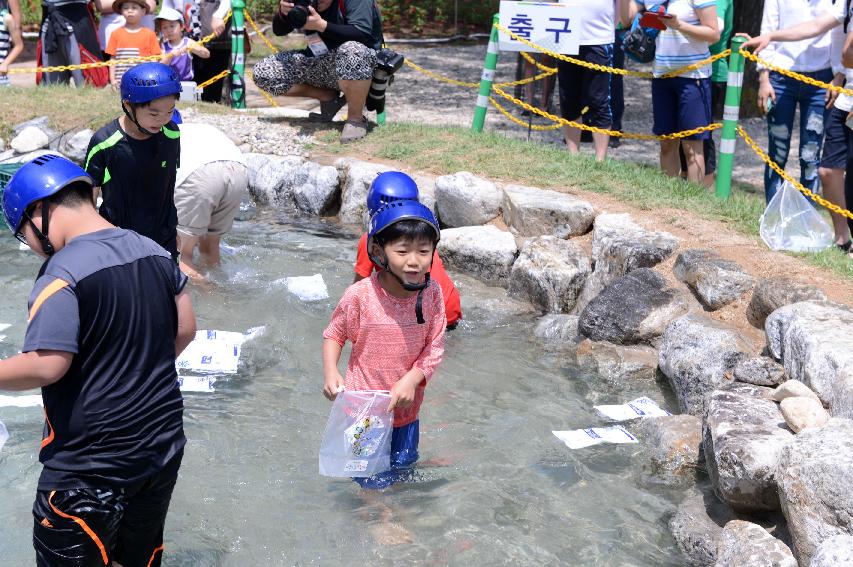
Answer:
[
  {"left": 0, "top": 420, "right": 8, "bottom": 452},
  {"left": 0, "top": 394, "right": 43, "bottom": 408},
  {"left": 498, "top": 1, "right": 581, "bottom": 54},
  {"left": 280, "top": 274, "right": 329, "bottom": 301},
  {"left": 553, "top": 426, "right": 639, "bottom": 450},
  {"left": 178, "top": 375, "right": 217, "bottom": 392},
  {"left": 594, "top": 397, "right": 671, "bottom": 422}
]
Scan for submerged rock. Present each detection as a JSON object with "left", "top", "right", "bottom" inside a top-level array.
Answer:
[
  {"left": 533, "top": 314, "right": 581, "bottom": 342},
  {"left": 810, "top": 534, "right": 853, "bottom": 567},
  {"left": 438, "top": 225, "right": 518, "bottom": 286},
  {"left": 765, "top": 301, "right": 853, "bottom": 417},
  {"left": 673, "top": 249, "right": 755, "bottom": 310},
  {"left": 434, "top": 171, "right": 502, "bottom": 227},
  {"left": 637, "top": 414, "right": 702, "bottom": 475},
  {"left": 703, "top": 383, "right": 793, "bottom": 513},
  {"left": 575, "top": 339, "right": 659, "bottom": 382},
  {"left": 732, "top": 356, "right": 786, "bottom": 387},
  {"left": 574, "top": 213, "right": 680, "bottom": 312},
  {"left": 747, "top": 277, "right": 826, "bottom": 329},
  {"left": 502, "top": 184, "right": 595, "bottom": 238},
  {"left": 669, "top": 490, "right": 738, "bottom": 566},
  {"left": 578, "top": 268, "right": 689, "bottom": 345},
  {"left": 658, "top": 314, "right": 751, "bottom": 416},
  {"left": 714, "top": 520, "right": 797, "bottom": 567},
  {"left": 777, "top": 419, "right": 853, "bottom": 565},
  {"left": 508, "top": 236, "right": 590, "bottom": 313}
]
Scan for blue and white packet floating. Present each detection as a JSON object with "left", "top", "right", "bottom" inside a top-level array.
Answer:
[
  {"left": 593, "top": 396, "right": 670, "bottom": 422},
  {"left": 553, "top": 426, "right": 639, "bottom": 450},
  {"left": 177, "top": 375, "right": 217, "bottom": 393},
  {"left": 176, "top": 327, "right": 265, "bottom": 377},
  {"left": 319, "top": 390, "right": 393, "bottom": 478},
  {"left": 0, "top": 394, "right": 43, "bottom": 408},
  {"left": 0, "top": 420, "right": 7, "bottom": 452},
  {"left": 278, "top": 274, "right": 329, "bottom": 302}
]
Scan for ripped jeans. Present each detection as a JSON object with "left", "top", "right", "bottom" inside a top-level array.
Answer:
[{"left": 764, "top": 68, "right": 831, "bottom": 202}]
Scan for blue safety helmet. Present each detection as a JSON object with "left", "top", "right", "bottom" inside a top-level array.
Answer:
[
  {"left": 120, "top": 62, "right": 182, "bottom": 104},
  {"left": 366, "top": 171, "right": 420, "bottom": 216},
  {"left": 368, "top": 200, "right": 439, "bottom": 244},
  {"left": 2, "top": 154, "right": 93, "bottom": 236}
]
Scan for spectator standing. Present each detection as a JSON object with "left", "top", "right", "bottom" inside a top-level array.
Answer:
[
  {"left": 0, "top": 0, "right": 23, "bottom": 86},
  {"left": 94, "top": 0, "right": 155, "bottom": 56},
  {"left": 38, "top": 0, "right": 108, "bottom": 86},
  {"left": 105, "top": 0, "right": 161, "bottom": 87},
  {"left": 190, "top": 0, "right": 232, "bottom": 103},
  {"left": 157, "top": 6, "right": 210, "bottom": 81}
]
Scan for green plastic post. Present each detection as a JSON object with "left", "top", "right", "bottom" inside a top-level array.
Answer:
[
  {"left": 377, "top": 110, "right": 386, "bottom": 125},
  {"left": 472, "top": 14, "right": 500, "bottom": 133},
  {"left": 230, "top": 1, "right": 247, "bottom": 109},
  {"left": 715, "top": 36, "right": 746, "bottom": 199}
]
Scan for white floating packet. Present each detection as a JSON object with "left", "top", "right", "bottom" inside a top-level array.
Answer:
[
  {"left": 0, "top": 394, "right": 43, "bottom": 408},
  {"left": 0, "top": 324, "right": 11, "bottom": 332},
  {"left": 0, "top": 420, "right": 7, "bottom": 452},
  {"left": 176, "top": 327, "right": 265, "bottom": 375},
  {"left": 552, "top": 426, "right": 639, "bottom": 450},
  {"left": 281, "top": 274, "right": 329, "bottom": 301},
  {"left": 593, "top": 396, "right": 671, "bottom": 422},
  {"left": 178, "top": 375, "right": 217, "bottom": 392}
]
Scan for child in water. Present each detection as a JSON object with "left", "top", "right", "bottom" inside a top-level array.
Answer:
[{"left": 323, "top": 201, "right": 446, "bottom": 489}]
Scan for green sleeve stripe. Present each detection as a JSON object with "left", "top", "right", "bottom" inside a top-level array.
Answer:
[
  {"left": 103, "top": 167, "right": 111, "bottom": 185},
  {"left": 84, "top": 130, "right": 123, "bottom": 174},
  {"left": 161, "top": 126, "right": 180, "bottom": 139}
]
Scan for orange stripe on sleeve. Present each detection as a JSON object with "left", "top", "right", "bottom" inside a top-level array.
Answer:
[
  {"left": 48, "top": 491, "right": 109, "bottom": 565},
  {"left": 28, "top": 279, "right": 70, "bottom": 322},
  {"left": 147, "top": 544, "right": 165, "bottom": 567}
]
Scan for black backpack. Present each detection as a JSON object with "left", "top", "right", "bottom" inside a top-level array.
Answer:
[{"left": 623, "top": 1, "right": 670, "bottom": 64}]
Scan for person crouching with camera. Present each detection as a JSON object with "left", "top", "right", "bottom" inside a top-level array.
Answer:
[{"left": 253, "top": 0, "right": 383, "bottom": 143}]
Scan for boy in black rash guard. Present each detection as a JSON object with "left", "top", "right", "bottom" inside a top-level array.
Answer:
[
  {"left": 252, "top": 0, "right": 384, "bottom": 142},
  {"left": 0, "top": 154, "right": 196, "bottom": 567},
  {"left": 85, "top": 62, "right": 182, "bottom": 260}
]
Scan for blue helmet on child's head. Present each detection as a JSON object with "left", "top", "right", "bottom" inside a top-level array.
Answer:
[
  {"left": 368, "top": 200, "right": 439, "bottom": 243},
  {"left": 120, "top": 62, "right": 182, "bottom": 104},
  {"left": 2, "top": 154, "right": 93, "bottom": 235},
  {"left": 366, "top": 171, "right": 420, "bottom": 216}
]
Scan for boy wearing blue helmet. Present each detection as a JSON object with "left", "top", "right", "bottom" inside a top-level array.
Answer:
[
  {"left": 353, "top": 171, "right": 462, "bottom": 329},
  {"left": 0, "top": 154, "right": 196, "bottom": 567},
  {"left": 324, "top": 201, "right": 446, "bottom": 489},
  {"left": 85, "top": 61, "right": 183, "bottom": 260}
]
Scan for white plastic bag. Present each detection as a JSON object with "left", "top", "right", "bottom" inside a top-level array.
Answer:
[
  {"left": 759, "top": 182, "right": 833, "bottom": 253},
  {"left": 319, "top": 390, "right": 393, "bottom": 478},
  {"left": 0, "top": 420, "right": 8, "bottom": 452}
]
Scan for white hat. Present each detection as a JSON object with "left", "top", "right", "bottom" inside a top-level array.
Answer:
[{"left": 155, "top": 6, "right": 184, "bottom": 22}]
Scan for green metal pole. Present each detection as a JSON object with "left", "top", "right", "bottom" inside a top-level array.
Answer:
[
  {"left": 715, "top": 36, "right": 746, "bottom": 199},
  {"left": 472, "top": 14, "right": 500, "bottom": 133},
  {"left": 230, "top": 1, "right": 246, "bottom": 109}
]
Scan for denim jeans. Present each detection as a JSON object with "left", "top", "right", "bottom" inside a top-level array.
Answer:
[{"left": 764, "top": 68, "right": 832, "bottom": 202}]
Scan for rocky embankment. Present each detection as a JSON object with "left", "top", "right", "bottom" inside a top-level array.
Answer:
[{"left": 5, "top": 115, "right": 852, "bottom": 567}]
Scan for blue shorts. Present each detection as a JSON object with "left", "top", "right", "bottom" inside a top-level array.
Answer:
[
  {"left": 353, "top": 420, "right": 419, "bottom": 490},
  {"left": 652, "top": 77, "right": 712, "bottom": 140},
  {"left": 820, "top": 105, "right": 852, "bottom": 169}
]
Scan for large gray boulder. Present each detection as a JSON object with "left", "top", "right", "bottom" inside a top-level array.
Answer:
[
  {"left": 637, "top": 414, "right": 703, "bottom": 475},
  {"left": 777, "top": 418, "right": 853, "bottom": 565},
  {"left": 578, "top": 268, "right": 689, "bottom": 345},
  {"left": 575, "top": 213, "right": 680, "bottom": 312},
  {"left": 411, "top": 174, "right": 438, "bottom": 216},
  {"left": 437, "top": 225, "right": 518, "bottom": 285},
  {"left": 501, "top": 184, "right": 595, "bottom": 238},
  {"left": 669, "top": 489, "right": 739, "bottom": 566},
  {"left": 434, "top": 171, "right": 502, "bottom": 227},
  {"left": 336, "top": 158, "right": 392, "bottom": 225},
  {"left": 810, "top": 534, "right": 853, "bottom": 567},
  {"left": 714, "top": 520, "right": 797, "bottom": 567},
  {"left": 765, "top": 301, "right": 853, "bottom": 417},
  {"left": 659, "top": 314, "right": 752, "bottom": 416},
  {"left": 58, "top": 128, "right": 94, "bottom": 164},
  {"left": 245, "top": 155, "right": 339, "bottom": 215},
  {"left": 508, "top": 236, "right": 590, "bottom": 313},
  {"left": 575, "top": 339, "right": 659, "bottom": 382},
  {"left": 747, "top": 278, "right": 827, "bottom": 329},
  {"left": 673, "top": 249, "right": 755, "bottom": 311},
  {"left": 732, "top": 356, "right": 787, "bottom": 387},
  {"left": 12, "top": 116, "right": 55, "bottom": 138},
  {"left": 703, "top": 383, "right": 794, "bottom": 512},
  {"left": 533, "top": 314, "right": 580, "bottom": 342},
  {"left": 245, "top": 153, "right": 304, "bottom": 206}
]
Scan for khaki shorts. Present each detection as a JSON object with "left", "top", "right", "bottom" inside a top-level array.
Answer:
[{"left": 175, "top": 161, "right": 248, "bottom": 237}]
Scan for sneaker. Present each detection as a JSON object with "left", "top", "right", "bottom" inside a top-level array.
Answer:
[
  {"left": 308, "top": 94, "right": 346, "bottom": 122},
  {"left": 340, "top": 118, "right": 368, "bottom": 143},
  {"left": 609, "top": 137, "right": 621, "bottom": 149}
]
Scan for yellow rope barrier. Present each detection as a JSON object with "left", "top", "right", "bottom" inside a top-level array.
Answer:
[
  {"left": 737, "top": 126, "right": 853, "bottom": 220},
  {"left": 403, "top": 58, "right": 556, "bottom": 89},
  {"left": 520, "top": 50, "right": 557, "bottom": 73},
  {"left": 738, "top": 48, "right": 853, "bottom": 97},
  {"left": 489, "top": 96, "right": 563, "bottom": 131},
  {"left": 196, "top": 69, "right": 230, "bottom": 90},
  {"left": 244, "top": 11, "right": 278, "bottom": 55}
]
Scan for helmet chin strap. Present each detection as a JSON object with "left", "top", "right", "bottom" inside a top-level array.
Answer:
[
  {"left": 26, "top": 201, "right": 55, "bottom": 256},
  {"left": 368, "top": 249, "right": 432, "bottom": 324},
  {"left": 122, "top": 103, "right": 158, "bottom": 137}
]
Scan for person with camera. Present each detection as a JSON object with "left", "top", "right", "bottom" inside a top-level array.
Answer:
[{"left": 252, "top": 0, "right": 383, "bottom": 143}]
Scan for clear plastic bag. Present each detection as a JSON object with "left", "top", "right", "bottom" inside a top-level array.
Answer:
[
  {"left": 759, "top": 182, "right": 833, "bottom": 253},
  {"left": 319, "top": 390, "right": 393, "bottom": 478}
]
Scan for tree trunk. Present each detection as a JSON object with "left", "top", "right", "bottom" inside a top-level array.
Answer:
[{"left": 733, "top": 1, "right": 765, "bottom": 117}]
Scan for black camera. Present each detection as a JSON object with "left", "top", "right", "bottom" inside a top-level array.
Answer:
[
  {"left": 287, "top": 0, "right": 318, "bottom": 29},
  {"left": 365, "top": 48, "right": 405, "bottom": 114}
]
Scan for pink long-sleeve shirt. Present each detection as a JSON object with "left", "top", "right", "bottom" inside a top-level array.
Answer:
[{"left": 323, "top": 273, "right": 446, "bottom": 427}]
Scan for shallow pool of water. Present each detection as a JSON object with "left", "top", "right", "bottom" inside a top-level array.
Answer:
[{"left": 0, "top": 209, "right": 687, "bottom": 566}]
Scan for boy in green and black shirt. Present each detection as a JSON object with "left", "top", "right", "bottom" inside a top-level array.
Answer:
[{"left": 85, "top": 62, "right": 182, "bottom": 259}]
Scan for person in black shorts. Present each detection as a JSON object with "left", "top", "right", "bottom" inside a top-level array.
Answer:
[
  {"left": 85, "top": 61, "right": 182, "bottom": 261},
  {"left": 0, "top": 154, "right": 196, "bottom": 567}
]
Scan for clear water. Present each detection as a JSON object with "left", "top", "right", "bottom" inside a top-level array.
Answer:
[{"left": 0, "top": 209, "right": 686, "bottom": 566}]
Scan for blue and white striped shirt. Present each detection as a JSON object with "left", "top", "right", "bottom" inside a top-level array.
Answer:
[{"left": 637, "top": 0, "right": 717, "bottom": 78}]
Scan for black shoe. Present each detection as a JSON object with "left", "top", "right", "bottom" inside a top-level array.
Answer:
[
  {"left": 308, "top": 94, "right": 347, "bottom": 122},
  {"left": 609, "top": 137, "right": 621, "bottom": 149}
]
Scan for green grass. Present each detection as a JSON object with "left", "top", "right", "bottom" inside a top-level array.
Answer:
[{"left": 316, "top": 122, "right": 853, "bottom": 279}]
